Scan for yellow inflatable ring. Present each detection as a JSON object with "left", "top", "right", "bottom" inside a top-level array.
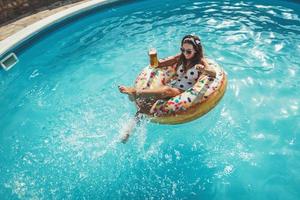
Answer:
[{"left": 134, "top": 58, "right": 227, "bottom": 124}]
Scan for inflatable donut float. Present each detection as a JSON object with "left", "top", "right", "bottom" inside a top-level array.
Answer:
[{"left": 134, "top": 58, "right": 227, "bottom": 124}]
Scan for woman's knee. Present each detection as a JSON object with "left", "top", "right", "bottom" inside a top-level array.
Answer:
[{"left": 163, "top": 86, "right": 181, "bottom": 97}]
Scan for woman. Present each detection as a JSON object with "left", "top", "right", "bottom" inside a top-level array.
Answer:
[
  {"left": 118, "top": 34, "right": 216, "bottom": 142},
  {"left": 119, "top": 34, "right": 216, "bottom": 107}
]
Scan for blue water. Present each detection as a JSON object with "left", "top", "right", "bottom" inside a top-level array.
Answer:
[{"left": 0, "top": 0, "right": 300, "bottom": 199}]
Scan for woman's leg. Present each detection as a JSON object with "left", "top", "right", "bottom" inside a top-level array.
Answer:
[
  {"left": 118, "top": 85, "right": 182, "bottom": 99},
  {"left": 120, "top": 111, "right": 143, "bottom": 143}
]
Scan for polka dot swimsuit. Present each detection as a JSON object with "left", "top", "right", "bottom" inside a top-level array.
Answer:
[{"left": 170, "top": 64, "right": 199, "bottom": 90}]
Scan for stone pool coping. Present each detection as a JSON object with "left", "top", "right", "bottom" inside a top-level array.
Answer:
[
  {"left": 0, "top": 1, "right": 91, "bottom": 41},
  {"left": 0, "top": 0, "right": 121, "bottom": 59}
]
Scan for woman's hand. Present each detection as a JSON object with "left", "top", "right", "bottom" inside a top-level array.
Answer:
[
  {"left": 195, "top": 64, "right": 205, "bottom": 71},
  {"left": 195, "top": 64, "right": 216, "bottom": 78}
]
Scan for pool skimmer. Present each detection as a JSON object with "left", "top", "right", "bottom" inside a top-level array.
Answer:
[{"left": 0, "top": 53, "right": 19, "bottom": 71}]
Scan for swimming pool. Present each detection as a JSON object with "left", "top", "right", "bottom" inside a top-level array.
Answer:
[{"left": 0, "top": 0, "right": 299, "bottom": 199}]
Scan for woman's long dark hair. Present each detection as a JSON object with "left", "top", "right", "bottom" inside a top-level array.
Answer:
[{"left": 177, "top": 35, "right": 205, "bottom": 70}]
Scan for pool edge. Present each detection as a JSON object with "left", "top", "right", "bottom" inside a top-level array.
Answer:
[{"left": 0, "top": 0, "right": 124, "bottom": 60}]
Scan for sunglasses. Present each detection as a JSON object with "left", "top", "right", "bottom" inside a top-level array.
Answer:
[{"left": 180, "top": 47, "right": 193, "bottom": 55}]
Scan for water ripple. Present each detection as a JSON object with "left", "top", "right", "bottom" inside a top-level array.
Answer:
[{"left": 1, "top": 0, "right": 300, "bottom": 199}]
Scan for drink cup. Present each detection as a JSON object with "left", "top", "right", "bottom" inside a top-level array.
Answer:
[{"left": 149, "top": 48, "right": 158, "bottom": 68}]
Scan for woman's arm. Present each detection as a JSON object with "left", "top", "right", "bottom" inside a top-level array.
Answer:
[
  {"left": 158, "top": 54, "right": 181, "bottom": 67},
  {"left": 196, "top": 58, "right": 216, "bottom": 78}
]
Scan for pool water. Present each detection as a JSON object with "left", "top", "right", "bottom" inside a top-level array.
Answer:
[{"left": 0, "top": 0, "right": 300, "bottom": 199}]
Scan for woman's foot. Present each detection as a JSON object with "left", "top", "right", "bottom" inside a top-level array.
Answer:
[
  {"left": 118, "top": 85, "right": 136, "bottom": 95},
  {"left": 120, "top": 132, "right": 130, "bottom": 143},
  {"left": 119, "top": 114, "right": 140, "bottom": 144},
  {"left": 118, "top": 85, "right": 137, "bottom": 101}
]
